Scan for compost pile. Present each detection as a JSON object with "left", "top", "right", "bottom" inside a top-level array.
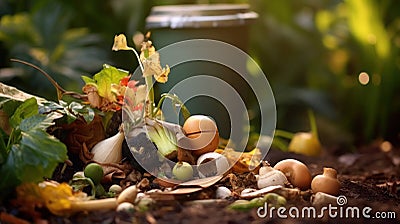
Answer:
[{"left": 0, "top": 34, "right": 399, "bottom": 224}]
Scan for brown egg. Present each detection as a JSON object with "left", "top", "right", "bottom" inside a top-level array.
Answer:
[
  {"left": 181, "top": 115, "right": 219, "bottom": 157},
  {"left": 311, "top": 167, "right": 340, "bottom": 196},
  {"left": 274, "top": 159, "right": 312, "bottom": 190}
]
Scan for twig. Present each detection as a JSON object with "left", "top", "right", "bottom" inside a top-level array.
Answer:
[{"left": 10, "top": 58, "right": 86, "bottom": 100}]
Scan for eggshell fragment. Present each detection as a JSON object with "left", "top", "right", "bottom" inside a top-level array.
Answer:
[
  {"left": 216, "top": 186, "right": 232, "bottom": 199},
  {"left": 257, "top": 166, "right": 288, "bottom": 189},
  {"left": 197, "top": 152, "right": 230, "bottom": 178}
]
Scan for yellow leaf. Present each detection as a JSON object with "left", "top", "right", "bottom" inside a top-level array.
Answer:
[
  {"left": 141, "top": 51, "right": 170, "bottom": 82},
  {"left": 38, "top": 182, "right": 74, "bottom": 216},
  {"left": 154, "top": 65, "right": 170, "bottom": 83},
  {"left": 215, "top": 148, "right": 261, "bottom": 173},
  {"left": 112, "top": 34, "right": 131, "bottom": 51}
]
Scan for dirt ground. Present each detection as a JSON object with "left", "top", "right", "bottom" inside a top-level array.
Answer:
[{"left": 1, "top": 141, "right": 399, "bottom": 224}]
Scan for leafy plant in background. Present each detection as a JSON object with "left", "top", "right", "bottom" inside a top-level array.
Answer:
[
  {"left": 0, "top": 1, "right": 107, "bottom": 100},
  {"left": 250, "top": 0, "right": 400, "bottom": 145},
  {"left": 314, "top": 0, "right": 400, "bottom": 143}
]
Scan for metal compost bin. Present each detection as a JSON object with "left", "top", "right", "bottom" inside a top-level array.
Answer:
[{"left": 146, "top": 4, "right": 258, "bottom": 139}]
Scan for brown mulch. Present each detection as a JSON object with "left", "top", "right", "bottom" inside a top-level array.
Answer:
[{"left": 1, "top": 143, "right": 399, "bottom": 224}]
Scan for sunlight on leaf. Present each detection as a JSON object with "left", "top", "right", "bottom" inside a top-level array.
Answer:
[{"left": 345, "top": 0, "right": 390, "bottom": 59}]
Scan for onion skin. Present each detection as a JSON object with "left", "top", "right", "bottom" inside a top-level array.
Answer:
[{"left": 91, "top": 130, "right": 124, "bottom": 163}]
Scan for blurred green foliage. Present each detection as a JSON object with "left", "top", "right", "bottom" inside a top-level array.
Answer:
[
  {"left": 0, "top": 1, "right": 108, "bottom": 100},
  {"left": 1, "top": 0, "right": 400, "bottom": 146},
  {"left": 249, "top": 0, "right": 400, "bottom": 146}
]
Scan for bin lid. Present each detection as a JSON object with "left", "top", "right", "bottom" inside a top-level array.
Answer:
[{"left": 146, "top": 4, "right": 258, "bottom": 29}]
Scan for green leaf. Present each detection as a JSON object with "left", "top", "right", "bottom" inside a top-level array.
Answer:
[
  {"left": 0, "top": 131, "right": 6, "bottom": 164},
  {"left": 0, "top": 98, "right": 23, "bottom": 117},
  {"left": 38, "top": 100, "right": 94, "bottom": 124},
  {"left": 0, "top": 107, "right": 68, "bottom": 199},
  {"left": 0, "top": 153, "right": 19, "bottom": 198},
  {"left": 19, "top": 113, "right": 61, "bottom": 132},
  {"left": 39, "top": 101, "right": 64, "bottom": 114},
  {"left": 68, "top": 101, "right": 95, "bottom": 123},
  {"left": 11, "top": 128, "right": 67, "bottom": 182},
  {"left": 81, "top": 75, "right": 95, "bottom": 85},
  {"left": 9, "top": 98, "right": 38, "bottom": 128},
  {"left": 92, "top": 64, "right": 129, "bottom": 100}
]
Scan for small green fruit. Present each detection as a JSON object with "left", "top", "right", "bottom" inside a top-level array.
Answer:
[
  {"left": 172, "top": 162, "right": 193, "bottom": 181},
  {"left": 84, "top": 163, "right": 104, "bottom": 184}
]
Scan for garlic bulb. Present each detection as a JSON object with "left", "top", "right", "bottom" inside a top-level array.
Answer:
[
  {"left": 91, "top": 127, "right": 124, "bottom": 163},
  {"left": 257, "top": 166, "right": 288, "bottom": 189}
]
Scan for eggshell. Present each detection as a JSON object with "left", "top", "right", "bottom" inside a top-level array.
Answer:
[
  {"left": 197, "top": 152, "right": 230, "bottom": 178},
  {"left": 182, "top": 115, "right": 219, "bottom": 156},
  {"left": 183, "top": 115, "right": 218, "bottom": 134},
  {"left": 274, "top": 159, "right": 312, "bottom": 190}
]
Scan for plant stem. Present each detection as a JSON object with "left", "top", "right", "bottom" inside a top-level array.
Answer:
[
  {"left": 308, "top": 110, "right": 318, "bottom": 139},
  {"left": 10, "top": 59, "right": 85, "bottom": 100},
  {"left": 145, "top": 75, "right": 154, "bottom": 118},
  {"left": 129, "top": 48, "right": 144, "bottom": 72},
  {"left": 272, "top": 137, "right": 289, "bottom": 152},
  {"left": 153, "top": 93, "right": 191, "bottom": 120},
  {"left": 274, "top": 129, "right": 294, "bottom": 139},
  {"left": 5, "top": 128, "right": 16, "bottom": 153}
]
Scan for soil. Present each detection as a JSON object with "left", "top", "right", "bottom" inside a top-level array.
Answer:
[{"left": 1, "top": 142, "right": 400, "bottom": 224}]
